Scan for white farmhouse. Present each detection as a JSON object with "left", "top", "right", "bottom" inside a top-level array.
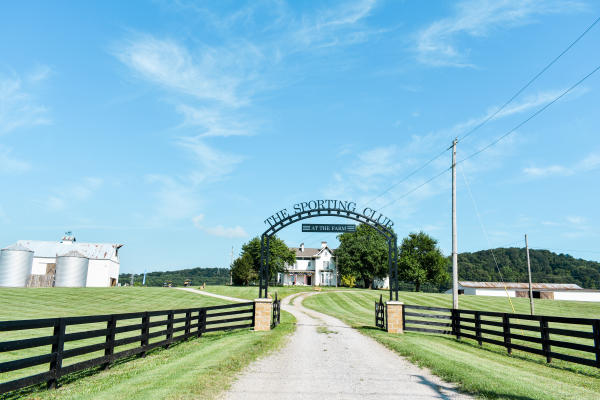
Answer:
[
  {"left": 15, "top": 234, "right": 122, "bottom": 287},
  {"left": 445, "top": 281, "right": 600, "bottom": 302},
  {"left": 279, "top": 242, "right": 337, "bottom": 286}
]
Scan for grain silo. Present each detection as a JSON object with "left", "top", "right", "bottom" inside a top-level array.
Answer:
[
  {"left": 0, "top": 244, "right": 34, "bottom": 287},
  {"left": 55, "top": 251, "right": 89, "bottom": 287}
]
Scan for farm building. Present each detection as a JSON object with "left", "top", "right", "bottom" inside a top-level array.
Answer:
[
  {"left": 445, "top": 281, "right": 600, "bottom": 302},
  {"left": 279, "top": 242, "right": 338, "bottom": 286},
  {"left": 0, "top": 234, "right": 122, "bottom": 288}
]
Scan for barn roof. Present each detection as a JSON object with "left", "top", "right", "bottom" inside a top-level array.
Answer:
[
  {"left": 459, "top": 281, "right": 583, "bottom": 290},
  {"left": 15, "top": 240, "right": 122, "bottom": 262}
]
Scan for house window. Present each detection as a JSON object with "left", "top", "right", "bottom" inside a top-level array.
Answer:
[
  {"left": 323, "top": 261, "right": 329, "bottom": 269},
  {"left": 307, "top": 261, "right": 311, "bottom": 268}
]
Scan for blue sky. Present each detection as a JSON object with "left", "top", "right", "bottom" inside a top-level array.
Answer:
[{"left": 1, "top": 0, "right": 600, "bottom": 274}]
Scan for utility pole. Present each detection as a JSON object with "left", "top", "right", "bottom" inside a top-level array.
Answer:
[
  {"left": 525, "top": 234, "right": 534, "bottom": 315},
  {"left": 452, "top": 138, "right": 459, "bottom": 310},
  {"left": 230, "top": 246, "right": 234, "bottom": 285}
]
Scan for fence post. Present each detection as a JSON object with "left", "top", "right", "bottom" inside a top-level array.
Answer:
[
  {"left": 593, "top": 320, "right": 600, "bottom": 368},
  {"left": 452, "top": 309, "right": 461, "bottom": 340},
  {"left": 165, "top": 311, "right": 174, "bottom": 348},
  {"left": 104, "top": 315, "right": 117, "bottom": 370},
  {"left": 140, "top": 312, "right": 149, "bottom": 358},
  {"left": 185, "top": 310, "right": 192, "bottom": 337},
  {"left": 502, "top": 313, "right": 512, "bottom": 355},
  {"left": 197, "top": 309, "right": 206, "bottom": 338},
  {"left": 401, "top": 304, "right": 405, "bottom": 332},
  {"left": 47, "top": 318, "right": 66, "bottom": 389},
  {"left": 540, "top": 317, "right": 552, "bottom": 363},
  {"left": 475, "top": 311, "right": 482, "bottom": 346}
]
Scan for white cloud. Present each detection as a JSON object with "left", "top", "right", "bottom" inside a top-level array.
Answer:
[
  {"left": 0, "top": 146, "right": 30, "bottom": 173},
  {"left": 145, "top": 174, "right": 199, "bottom": 221},
  {"left": 192, "top": 214, "right": 248, "bottom": 238},
  {"left": 176, "top": 104, "right": 254, "bottom": 137},
  {"left": 0, "top": 75, "right": 50, "bottom": 134},
  {"left": 523, "top": 151, "right": 600, "bottom": 178},
  {"left": 44, "top": 177, "right": 103, "bottom": 211},
  {"left": 114, "top": 35, "right": 263, "bottom": 107},
  {"left": 177, "top": 137, "right": 243, "bottom": 184},
  {"left": 415, "top": 0, "right": 586, "bottom": 67}
]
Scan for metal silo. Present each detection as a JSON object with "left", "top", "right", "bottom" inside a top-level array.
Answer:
[
  {"left": 55, "top": 251, "right": 89, "bottom": 287},
  {"left": 0, "top": 244, "right": 34, "bottom": 287}
]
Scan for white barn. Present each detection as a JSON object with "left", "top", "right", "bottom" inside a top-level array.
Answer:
[
  {"left": 279, "top": 242, "right": 337, "bottom": 286},
  {"left": 15, "top": 234, "right": 122, "bottom": 287},
  {"left": 446, "top": 281, "right": 600, "bottom": 302}
]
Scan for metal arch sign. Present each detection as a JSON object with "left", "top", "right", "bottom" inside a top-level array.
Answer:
[
  {"left": 263, "top": 200, "right": 394, "bottom": 230},
  {"left": 302, "top": 224, "right": 356, "bottom": 233}
]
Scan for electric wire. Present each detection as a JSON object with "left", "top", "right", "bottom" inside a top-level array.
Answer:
[
  {"left": 460, "top": 164, "right": 517, "bottom": 313},
  {"left": 458, "top": 15, "right": 600, "bottom": 143},
  {"left": 458, "top": 63, "right": 600, "bottom": 165},
  {"left": 365, "top": 16, "right": 600, "bottom": 209},
  {"left": 376, "top": 62, "right": 600, "bottom": 211}
]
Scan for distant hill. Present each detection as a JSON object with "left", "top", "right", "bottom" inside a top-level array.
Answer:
[
  {"left": 120, "top": 267, "right": 230, "bottom": 287},
  {"left": 456, "top": 248, "right": 600, "bottom": 289}
]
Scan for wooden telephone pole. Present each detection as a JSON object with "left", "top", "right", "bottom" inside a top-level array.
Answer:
[
  {"left": 525, "top": 234, "right": 534, "bottom": 315},
  {"left": 452, "top": 138, "right": 459, "bottom": 310}
]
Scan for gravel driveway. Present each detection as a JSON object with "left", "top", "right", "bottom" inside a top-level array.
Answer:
[{"left": 222, "top": 292, "right": 472, "bottom": 400}]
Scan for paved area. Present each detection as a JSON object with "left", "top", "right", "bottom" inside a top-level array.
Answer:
[
  {"left": 174, "top": 287, "right": 247, "bottom": 303},
  {"left": 222, "top": 292, "right": 472, "bottom": 400}
]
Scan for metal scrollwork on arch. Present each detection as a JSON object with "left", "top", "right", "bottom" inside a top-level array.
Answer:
[{"left": 258, "top": 201, "right": 399, "bottom": 301}]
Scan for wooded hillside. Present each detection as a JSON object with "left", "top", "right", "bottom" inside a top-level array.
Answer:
[
  {"left": 120, "top": 267, "right": 230, "bottom": 287},
  {"left": 457, "top": 248, "right": 600, "bottom": 289}
]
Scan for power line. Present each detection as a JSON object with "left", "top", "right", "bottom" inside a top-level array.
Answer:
[
  {"left": 378, "top": 166, "right": 451, "bottom": 211},
  {"left": 364, "top": 147, "right": 450, "bottom": 207},
  {"left": 458, "top": 15, "right": 600, "bottom": 143},
  {"left": 458, "top": 63, "right": 600, "bottom": 165},
  {"left": 365, "top": 16, "right": 600, "bottom": 210}
]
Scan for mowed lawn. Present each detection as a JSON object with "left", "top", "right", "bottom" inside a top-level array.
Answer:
[
  {"left": 0, "top": 287, "right": 295, "bottom": 399},
  {"left": 303, "top": 290, "right": 600, "bottom": 400},
  {"left": 201, "top": 284, "right": 354, "bottom": 301}
]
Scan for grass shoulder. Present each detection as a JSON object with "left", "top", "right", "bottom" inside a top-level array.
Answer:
[
  {"left": 303, "top": 291, "right": 600, "bottom": 400},
  {"left": 11, "top": 311, "right": 296, "bottom": 400}
]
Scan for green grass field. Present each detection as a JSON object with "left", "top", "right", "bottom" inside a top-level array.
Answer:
[
  {"left": 201, "top": 284, "right": 353, "bottom": 300},
  {"left": 0, "top": 287, "right": 295, "bottom": 399},
  {"left": 303, "top": 290, "right": 600, "bottom": 400}
]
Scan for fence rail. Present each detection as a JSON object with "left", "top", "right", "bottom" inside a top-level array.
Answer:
[
  {"left": 0, "top": 302, "right": 255, "bottom": 394},
  {"left": 400, "top": 304, "right": 600, "bottom": 369}
]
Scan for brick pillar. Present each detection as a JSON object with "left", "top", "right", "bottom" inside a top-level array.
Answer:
[
  {"left": 254, "top": 298, "right": 273, "bottom": 331},
  {"left": 386, "top": 301, "right": 404, "bottom": 334}
]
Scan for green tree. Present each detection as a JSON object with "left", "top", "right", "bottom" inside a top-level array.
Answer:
[
  {"left": 241, "top": 236, "right": 296, "bottom": 281},
  {"left": 231, "top": 253, "right": 258, "bottom": 286},
  {"left": 336, "top": 224, "right": 390, "bottom": 289},
  {"left": 398, "top": 232, "right": 449, "bottom": 292}
]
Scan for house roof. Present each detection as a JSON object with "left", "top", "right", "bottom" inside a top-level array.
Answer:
[
  {"left": 15, "top": 240, "right": 122, "bottom": 262},
  {"left": 290, "top": 246, "right": 336, "bottom": 258},
  {"left": 459, "top": 281, "right": 583, "bottom": 290}
]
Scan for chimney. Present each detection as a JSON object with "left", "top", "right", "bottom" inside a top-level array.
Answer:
[
  {"left": 321, "top": 241, "right": 327, "bottom": 249},
  {"left": 300, "top": 243, "right": 304, "bottom": 252}
]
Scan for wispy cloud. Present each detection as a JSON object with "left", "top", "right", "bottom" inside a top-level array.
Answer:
[
  {"left": 0, "top": 73, "right": 50, "bottom": 134},
  {"left": 0, "top": 145, "right": 31, "bottom": 173},
  {"left": 177, "top": 137, "right": 243, "bottom": 184},
  {"left": 524, "top": 152, "right": 600, "bottom": 178},
  {"left": 176, "top": 104, "right": 254, "bottom": 137},
  {"left": 415, "top": 0, "right": 586, "bottom": 67},
  {"left": 192, "top": 214, "right": 248, "bottom": 238},
  {"left": 114, "top": 35, "right": 265, "bottom": 107},
  {"left": 45, "top": 177, "right": 103, "bottom": 211},
  {"left": 145, "top": 175, "right": 199, "bottom": 221}
]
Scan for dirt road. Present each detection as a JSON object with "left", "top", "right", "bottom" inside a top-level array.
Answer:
[{"left": 222, "top": 292, "right": 472, "bottom": 399}]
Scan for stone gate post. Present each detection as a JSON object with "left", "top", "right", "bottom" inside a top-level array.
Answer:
[
  {"left": 386, "top": 301, "right": 404, "bottom": 334},
  {"left": 254, "top": 298, "right": 273, "bottom": 331}
]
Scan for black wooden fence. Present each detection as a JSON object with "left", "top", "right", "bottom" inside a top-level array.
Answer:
[
  {"left": 400, "top": 304, "right": 600, "bottom": 368},
  {"left": 0, "top": 302, "right": 255, "bottom": 394}
]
